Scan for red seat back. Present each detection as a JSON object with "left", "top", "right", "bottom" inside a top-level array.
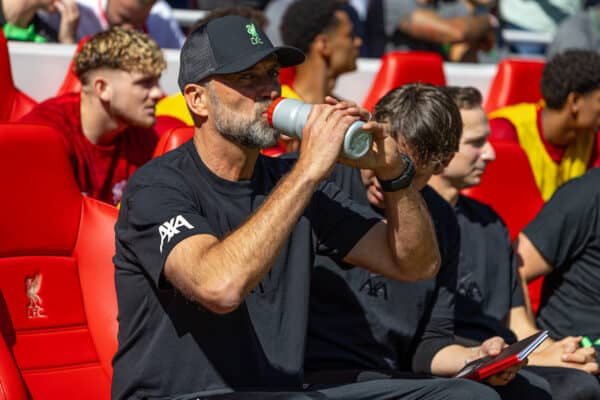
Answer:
[
  {"left": 55, "top": 36, "right": 91, "bottom": 96},
  {"left": 152, "top": 126, "right": 194, "bottom": 157},
  {"left": 462, "top": 140, "right": 545, "bottom": 312},
  {"left": 362, "top": 51, "right": 446, "bottom": 111},
  {"left": 0, "top": 333, "right": 28, "bottom": 400},
  {"left": 484, "top": 59, "right": 545, "bottom": 113},
  {"left": 0, "top": 123, "right": 118, "bottom": 399},
  {"left": 0, "top": 31, "right": 37, "bottom": 121}
]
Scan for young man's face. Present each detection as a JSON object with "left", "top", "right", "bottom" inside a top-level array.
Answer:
[
  {"left": 440, "top": 106, "right": 495, "bottom": 190},
  {"left": 326, "top": 10, "right": 362, "bottom": 77},
  {"left": 206, "top": 57, "right": 282, "bottom": 148},
  {"left": 104, "top": 69, "right": 163, "bottom": 128}
]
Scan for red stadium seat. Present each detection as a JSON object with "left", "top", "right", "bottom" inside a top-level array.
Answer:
[
  {"left": 152, "top": 126, "right": 194, "bottom": 157},
  {"left": 362, "top": 51, "right": 446, "bottom": 112},
  {"left": 0, "top": 123, "right": 118, "bottom": 399},
  {"left": 0, "top": 31, "right": 37, "bottom": 122},
  {"left": 55, "top": 36, "right": 91, "bottom": 96},
  {"left": 0, "top": 333, "right": 28, "bottom": 400},
  {"left": 484, "top": 59, "right": 545, "bottom": 113},
  {"left": 462, "top": 140, "right": 545, "bottom": 313}
]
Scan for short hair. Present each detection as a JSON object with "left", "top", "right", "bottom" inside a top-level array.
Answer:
[
  {"left": 541, "top": 50, "right": 600, "bottom": 109},
  {"left": 190, "top": 5, "right": 269, "bottom": 32},
  {"left": 438, "top": 86, "right": 483, "bottom": 111},
  {"left": 75, "top": 27, "right": 166, "bottom": 84},
  {"left": 374, "top": 83, "right": 462, "bottom": 166},
  {"left": 280, "top": 0, "right": 345, "bottom": 54}
]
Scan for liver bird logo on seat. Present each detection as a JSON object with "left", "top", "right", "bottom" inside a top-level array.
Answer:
[{"left": 26, "top": 273, "right": 47, "bottom": 319}]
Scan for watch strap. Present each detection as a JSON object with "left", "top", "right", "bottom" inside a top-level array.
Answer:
[{"left": 378, "top": 154, "right": 416, "bottom": 192}]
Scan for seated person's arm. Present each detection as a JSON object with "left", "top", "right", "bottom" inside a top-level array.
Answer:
[
  {"left": 165, "top": 161, "right": 322, "bottom": 314},
  {"left": 431, "top": 337, "right": 525, "bottom": 386},
  {"left": 399, "top": 8, "right": 493, "bottom": 44},
  {"left": 514, "top": 233, "right": 553, "bottom": 282}
]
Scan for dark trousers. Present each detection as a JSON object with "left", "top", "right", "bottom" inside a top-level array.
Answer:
[{"left": 525, "top": 366, "right": 600, "bottom": 400}]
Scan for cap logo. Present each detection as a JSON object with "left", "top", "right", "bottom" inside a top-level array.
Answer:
[{"left": 246, "top": 23, "right": 263, "bottom": 46}]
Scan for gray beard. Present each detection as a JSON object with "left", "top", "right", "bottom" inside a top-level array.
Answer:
[
  {"left": 217, "top": 118, "right": 279, "bottom": 149},
  {"left": 209, "top": 88, "right": 279, "bottom": 149}
]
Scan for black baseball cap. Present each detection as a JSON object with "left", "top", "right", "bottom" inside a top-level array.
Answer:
[{"left": 178, "top": 15, "right": 305, "bottom": 91}]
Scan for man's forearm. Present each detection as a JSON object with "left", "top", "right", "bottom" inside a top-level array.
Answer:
[
  {"left": 171, "top": 163, "right": 320, "bottom": 313},
  {"left": 384, "top": 186, "right": 440, "bottom": 281}
]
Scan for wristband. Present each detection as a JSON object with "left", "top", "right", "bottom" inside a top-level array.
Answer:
[{"left": 377, "top": 154, "right": 415, "bottom": 192}]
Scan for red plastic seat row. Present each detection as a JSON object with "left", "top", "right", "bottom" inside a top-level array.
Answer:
[{"left": 0, "top": 123, "right": 118, "bottom": 399}]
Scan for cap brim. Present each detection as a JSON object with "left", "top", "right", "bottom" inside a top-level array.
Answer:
[{"left": 213, "top": 45, "right": 305, "bottom": 76}]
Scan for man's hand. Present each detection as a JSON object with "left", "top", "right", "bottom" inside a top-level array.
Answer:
[
  {"left": 472, "top": 336, "right": 526, "bottom": 386},
  {"left": 529, "top": 336, "right": 599, "bottom": 374},
  {"left": 295, "top": 97, "right": 366, "bottom": 183},
  {"left": 55, "top": 0, "right": 80, "bottom": 44}
]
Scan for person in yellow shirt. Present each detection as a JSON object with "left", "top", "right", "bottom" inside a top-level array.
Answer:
[{"left": 489, "top": 50, "right": 600, "bottom": 200}]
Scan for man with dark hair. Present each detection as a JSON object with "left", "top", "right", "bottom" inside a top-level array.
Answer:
[
  {"left": 429, "top": 85, "right": 600, "bottom": 400},
  {"left": 277, "top": 0, "right": 361, "bottom": 153},
  {"left": 280, "top": 0, "right": 361, "bottom": 104},
  {"left": 112, "top": 15, "right": 449, "bottom": 399},
  {"left": 20, "top": 27, "right": 165, "bottom": 205},
  {"left": 305, "top": 84, "right": 526, "bottom": 399},
  {"left": 489, "top": 49, "right": 600, "bottom": 200}
]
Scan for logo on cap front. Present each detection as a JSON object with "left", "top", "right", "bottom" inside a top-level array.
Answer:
[{"left": 246, "top": 23, "right": 263, "bottom": 46}]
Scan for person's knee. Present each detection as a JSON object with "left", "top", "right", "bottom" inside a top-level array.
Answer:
[
  {"left": 559, "top": 369, "right": 600, "bottom": 400},
  {"left": 437, "top": 379, "right": 501, "bottom": 400}
]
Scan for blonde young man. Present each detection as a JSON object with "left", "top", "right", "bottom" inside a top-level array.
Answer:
[{"left": 21, "top": 27, "right": 165, "bottom": 205}]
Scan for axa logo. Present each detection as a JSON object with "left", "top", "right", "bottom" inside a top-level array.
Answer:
[
  {"left": 25, "top": 272, "right": 47, "bottom": 319},
  {"left": 159, "top": 215, "right": 194, "bottom": 253},
  {"left": 359, "top": 273, "right": 388, "bottom": 300}
]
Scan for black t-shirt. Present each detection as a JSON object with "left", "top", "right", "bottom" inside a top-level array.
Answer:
[
  {"left": 112, "top": 142, "right": 380, "bottom": 399},
  {"left": 305, "top": 164, "right": 458, "bottom": 375},
  {"left": 454, "top": 195, "right": 524, "bottom": 344},
  {"left": 523, "top": 168, "right": 600, "bottom": 340}
]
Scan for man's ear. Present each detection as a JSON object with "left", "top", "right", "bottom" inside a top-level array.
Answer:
[
  {"left": 92, "top": 74, "right": 112, "bottom": 102},
  {"left": 567, "top": 92, "right": 582, "bottom": 115},
  {"left": 313, "top": 33, "right": 331, "bottom": 57},
  {"left": 183, "top": 83, "right": 210, "bottom": 118}
]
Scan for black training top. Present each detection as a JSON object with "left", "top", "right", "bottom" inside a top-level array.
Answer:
[
  {"left": 523, "top": 168, "right": 600, "bottom": 340},
  {"left": 453, "top": 195, "right": 524, "bottom": 344},
  {"left": 305, "top": 164, "right": 458, "bottom": 375},
  {"left": 111, "top": 142, "right": 380, "bottom": 399}
]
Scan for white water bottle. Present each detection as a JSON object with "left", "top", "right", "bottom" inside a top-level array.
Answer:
[{"left": 267, "top": 97, "right": 372, "bottom": 160}]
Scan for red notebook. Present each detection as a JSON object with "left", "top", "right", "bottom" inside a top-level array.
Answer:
[{"left": 455, "top": 331, "right": 549, "bottom": 381}]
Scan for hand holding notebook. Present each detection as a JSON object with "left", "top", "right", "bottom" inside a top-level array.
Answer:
[{"left": 455, "top": 331, "right": 549, "bottom": 381}]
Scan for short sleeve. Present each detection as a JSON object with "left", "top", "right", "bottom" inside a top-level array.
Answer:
[
  {"left": 312, "top": 180, "right": 381, "bottom": 262},
  {"left": 115, "top": 182, "right": 215, "bottom": 287},
  {"left": 523, "top": 176, "right": 599, "bottom": 271}
]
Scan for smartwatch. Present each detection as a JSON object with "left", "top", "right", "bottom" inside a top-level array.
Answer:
[{"left": 377, "top": 154, "right": 416, "bottom": 192}]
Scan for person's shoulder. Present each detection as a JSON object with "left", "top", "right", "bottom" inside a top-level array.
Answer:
[
  {"left": 457, "top": 194, "right": 504, "bottom": 225},
  {"left": 19, "top": 93, "right": 80, "bottom": 128},
  {"left": 126, "top": 143, "right": 193, "bottom": 192}
]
